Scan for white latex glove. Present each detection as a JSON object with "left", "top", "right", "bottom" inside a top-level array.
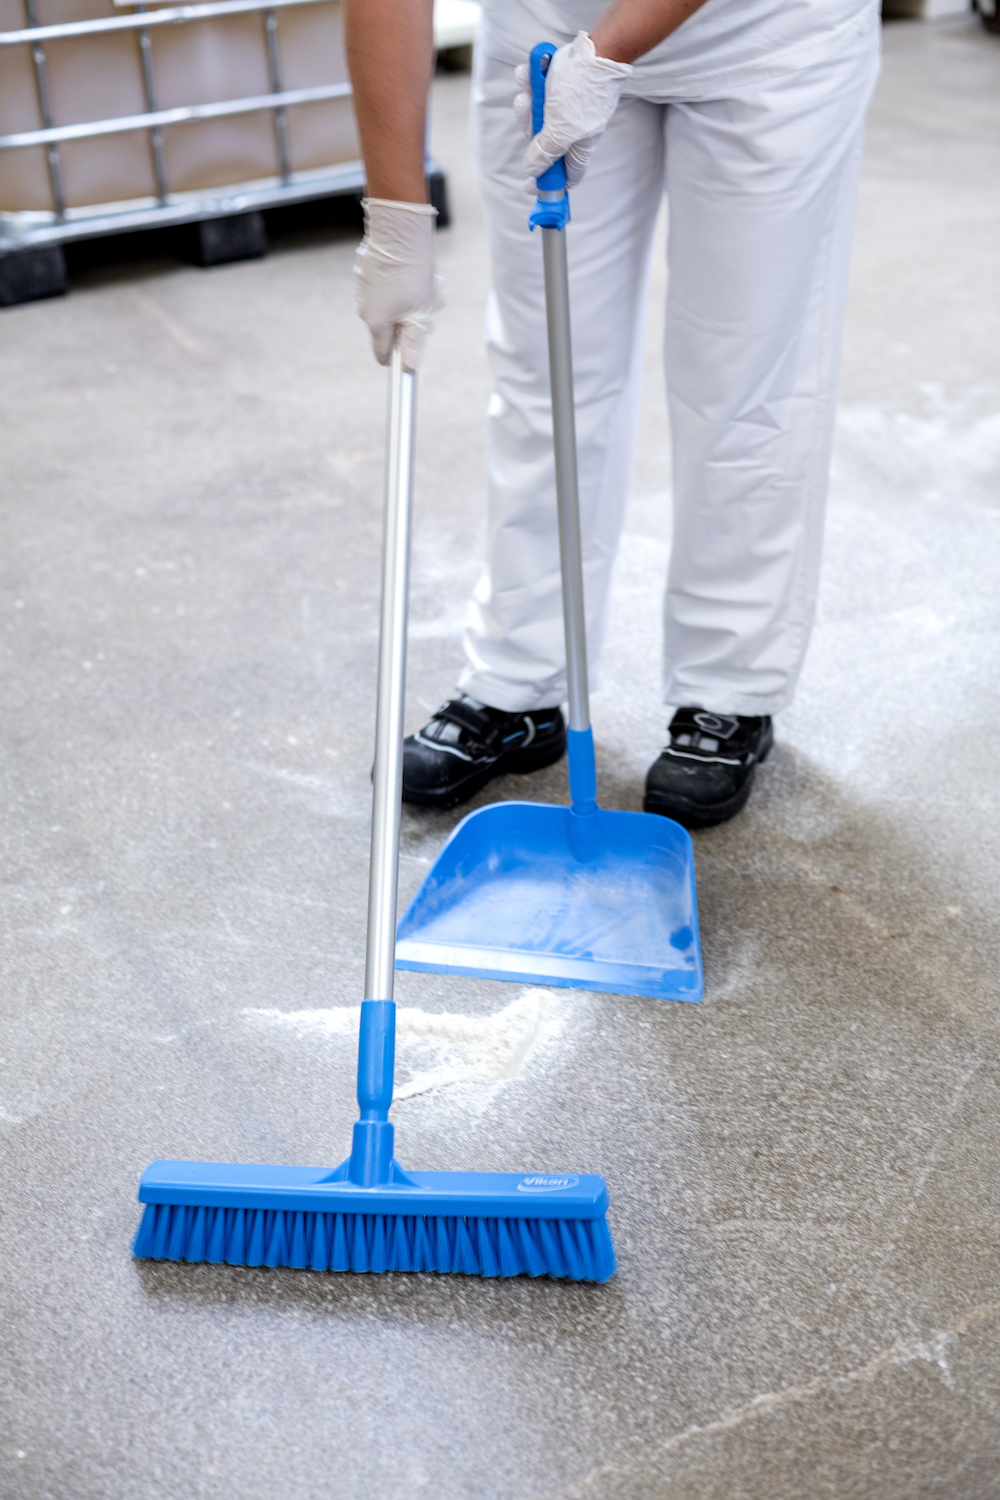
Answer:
[
  {"left": 354, "top": 198, "right": 439, "bottom": 371},
  {"left": 513, "top": 31, "right": 632, "bottom": 192}
]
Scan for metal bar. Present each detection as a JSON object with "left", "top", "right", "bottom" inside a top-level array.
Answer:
[
  {"left": 21, "top": 0, "right": 65, "bottom": 219},
  {"left": 0, "top": 0, "right": 330, "bottom": 46},
  {"left": 542, "top": 225, "right": 590, "bottom": 734},
  {"left": 134, "top": 4, "right": 169, "bottom": 205},
  {"left": 263, "top": 7, "right": 291, "bottom": 185},
  {"left": 0, "top": 156, "right": 381, "bottom": 250},
  {"left": 364, "top": 348, "right": 416, "bottom": 1002},
  {"left": 0, "top": 82, "right": 352, "bottom": 149}
]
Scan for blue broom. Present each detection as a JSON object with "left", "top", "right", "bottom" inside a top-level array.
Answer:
[{"left": 134, "top": 338, "right": 616, "bottom": 1281}]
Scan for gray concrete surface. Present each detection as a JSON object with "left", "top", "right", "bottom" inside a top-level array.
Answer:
[{"left": 1, "top": 17, "right": 999, "bottom": 1499}]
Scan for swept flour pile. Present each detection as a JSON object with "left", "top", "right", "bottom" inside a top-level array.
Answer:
[{"left": 243, "top": 990, "right": 567, "bottom": 1101}]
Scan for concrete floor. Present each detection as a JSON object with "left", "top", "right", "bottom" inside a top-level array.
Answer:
[{"left": 1, "top": 17, "right": 999, "bottom": 1500}]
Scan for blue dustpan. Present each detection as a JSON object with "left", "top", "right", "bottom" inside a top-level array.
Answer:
[
  {"left": 397, "top": 48, "right": 702, "bottom": 1005},
  {"left": 397, "top": 729, "right": 702, "bottom": 1003}
]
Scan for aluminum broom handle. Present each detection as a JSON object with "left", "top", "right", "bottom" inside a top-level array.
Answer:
[{"left": 364, "top": 345, "right": 416, "bottom": 1000}]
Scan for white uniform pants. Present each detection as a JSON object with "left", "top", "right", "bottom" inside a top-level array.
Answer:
[{"left": 458, "top": 25, "right": 880, "bottom": 717}]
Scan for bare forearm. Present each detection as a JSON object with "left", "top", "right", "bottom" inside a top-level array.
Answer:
[
  {"left": 590, "top": 0, "right": 708, "bottom": 65},
  {"left": 344, "top": 0, "right": 435, "bottom": 203}
]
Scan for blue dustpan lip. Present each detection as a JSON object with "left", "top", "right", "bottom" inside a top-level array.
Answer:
[
  {"left": 417, "top": 796, "right": 695, "bottom": 846},
  {"left": 395, "top": 798, "right": 703, "bottom": 1002},
  {"left": 395, "top": 942, "right": 703, "bottom": 1001},
  {"left": 138, "top": 1161, "right": 610, "bottom": 1218}
]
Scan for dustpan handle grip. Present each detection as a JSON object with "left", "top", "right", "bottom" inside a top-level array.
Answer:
[{"left": 364, "top": 346, "right": 416, "bottom": 1002}]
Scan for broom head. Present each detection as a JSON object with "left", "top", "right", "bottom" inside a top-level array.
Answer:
[{"left": 134, "top": 1160, "right": 616, "bottom": 1281}]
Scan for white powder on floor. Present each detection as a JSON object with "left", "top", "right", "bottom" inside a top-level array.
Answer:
[{"left": 243, "top": 989, "right": 568, "bottom": 1101}]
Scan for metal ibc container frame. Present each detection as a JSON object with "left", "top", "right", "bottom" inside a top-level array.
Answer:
[{"left": 0, "top": 0, "right": 449, "bottom": 301}]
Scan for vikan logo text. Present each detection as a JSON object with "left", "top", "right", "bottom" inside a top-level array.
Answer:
[{"left": 516, "top": 1175, "right": 579, "bottom": 1193}]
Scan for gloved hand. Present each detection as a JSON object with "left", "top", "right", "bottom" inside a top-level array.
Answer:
[
  {"left": 513, "top": 31, "right": 632, "bottom": 192},
  {"left": 354, "top": 198, "right": 439, "bottom": 371}
]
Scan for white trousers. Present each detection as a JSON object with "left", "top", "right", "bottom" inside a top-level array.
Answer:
[{"left": 458, "top": 25, "right": 881, "bottom": 717}]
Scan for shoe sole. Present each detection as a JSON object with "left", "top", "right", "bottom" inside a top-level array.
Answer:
[
  {"left": 642, "top": 723, "right": 774, "bottom": 830},
  {"left": 402, "top": 736, "right": 567, "bottom": 812}
]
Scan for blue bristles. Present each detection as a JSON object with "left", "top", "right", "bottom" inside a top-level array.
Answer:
[{"left": 134, "top": 1201, "right": 616, "bottom": 1281}]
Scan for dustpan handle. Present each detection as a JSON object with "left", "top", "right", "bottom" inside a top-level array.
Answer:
[
  {"left": 365, "top": 346, "right": 416, "bottom": 1001},
  {"left": 543, "top": 229, "right": 591, "bottom": 739},
  {"left": 530, "top": 43, "right": 597, "bottom": 814}
]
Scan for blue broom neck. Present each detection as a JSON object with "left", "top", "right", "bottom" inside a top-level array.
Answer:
[
  {"left": 356, "top": 998, "right": 395, "bottom": 1120},
  {"left": 348, "top": 999, "right": 397, "bottom": 1186}
]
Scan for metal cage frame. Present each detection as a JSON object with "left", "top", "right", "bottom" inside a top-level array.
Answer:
[{"left": 0, "top": 0, "right": 393, "bottom": 254}]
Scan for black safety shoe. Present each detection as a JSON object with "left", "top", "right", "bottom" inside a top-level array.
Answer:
[
  {"left": 643, "top": 708, "right": 773, "bottom": 829},
  {"left": 402, "top": 695, "right": 566, "bottom": 810}
]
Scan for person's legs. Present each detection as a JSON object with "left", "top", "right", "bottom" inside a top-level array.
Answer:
[
  {"left": 660, "top": 30, "right": 881, "bottom": 717},
  {"left": 458, "top": 49, "right": 667, "bottom": 713},
  {"left": 642, "top": 30, "right": 879, "bottom": 826}
]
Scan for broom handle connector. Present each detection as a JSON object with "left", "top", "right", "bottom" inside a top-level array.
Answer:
[{"left": 364, "top": 346, "right": 416, "bottom": 1002}]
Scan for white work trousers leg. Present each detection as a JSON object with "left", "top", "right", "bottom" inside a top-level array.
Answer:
[{"left": 459, "top": 30, "right": 880, "bottom": 716}]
